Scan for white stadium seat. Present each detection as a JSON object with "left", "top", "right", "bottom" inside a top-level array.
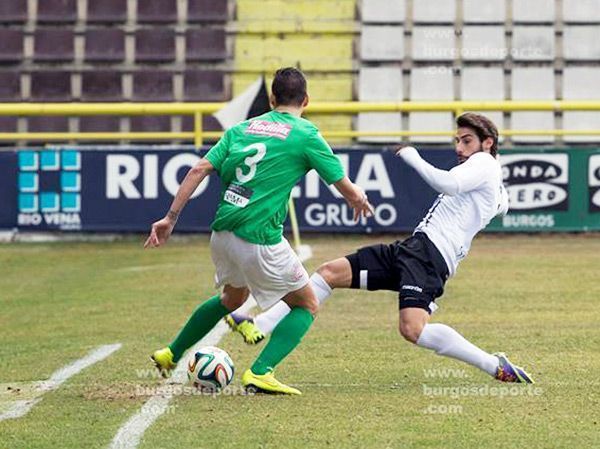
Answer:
[
  {"left": 412, "top": 26, "right": 455, "bottom": 61},
  {"left": 562, "top": 67, "right": 600, "bottom": 142},
  {"left": 512, "top": 26, "right": 555, "bottom": 61},
  {"left": 563, "top": 26, "right": 600, "bottom": 61},
  {"left": 413, "top": 0, "right": 456, "bottom": 23},
  {"left": 362, "top": 0, "right": 405, "bottom": 23},
  {"left": 563, "top": 0, "right": 600, "bottom": 23},
  {"left": 513, "top": 0, "right": 555, "bottom": 22},
  {"left": 463, "top": 0, "right": 505, "bottom": 24},
  {"left": 462, "top": 26, "right": 505, "bottom": 61},
  {"left": 460, "top": 67, "right": 505, "bottom": 137},
  {"left": 360, "top": 25, "right": 404, "bottom": 61},
  {"left": 511, "top": 67, "right": 555, "bottom": 143}
]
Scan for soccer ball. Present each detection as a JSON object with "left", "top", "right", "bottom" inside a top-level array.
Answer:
[{"left": 187, "top": 346, "right": 234, "bottom": 391}]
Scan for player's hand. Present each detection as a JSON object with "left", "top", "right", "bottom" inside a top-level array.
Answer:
[
  {"left": 144, "top": 216, "right": 176, "bottom": 248},
  {"left": 348, "top": 186, "right": 375, "bottom": 222},
  {"left": 393, "top": 144, "right": 415, "bottom": 157}
]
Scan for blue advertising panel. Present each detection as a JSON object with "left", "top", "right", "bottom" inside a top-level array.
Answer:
[{"left": 1, "top": 147, "right": 598, "bottom": 233}]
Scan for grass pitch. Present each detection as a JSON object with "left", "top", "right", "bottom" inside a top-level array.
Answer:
[{"left": 1, "top": 234, "right": 599, "bottom": 449}]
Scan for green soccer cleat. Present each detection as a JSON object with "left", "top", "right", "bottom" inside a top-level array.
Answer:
[
  {"left": 151, "top": 347, "right": 177, "bottom": 378},
  {"left": 224, "top": 313, "right": 265, "bottom": 345},
  {"left": 494, "top": 352, "right": 535, "bottom": 384},
  {"left": 241, "top": 369, "right": 301, "bottom": 395}
]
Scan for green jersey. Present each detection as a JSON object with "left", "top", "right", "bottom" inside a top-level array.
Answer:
[{"left": 205, "top": 110, "right": 344, "bottom": 245}]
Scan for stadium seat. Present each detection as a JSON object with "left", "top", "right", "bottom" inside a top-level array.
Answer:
[
  {"left": 563, "top": 26, "right": 600, "bottom": 61},
  {"left": 462, "top": 26, "right": 505, "bottom": 61},
  {"left": 413, "top": 0, "right": 455, "bottom": 23},
  {"left": 30, "top": 71, "right": 72, "bottom": 101},
  {"left": 135, "top": 28, "right": 176, "bottom": 63},
  {"left": 181, "top": 114, "right": 222, "bottom": 132},
  {"left": 132, "top": 71, "right": 173, "bottom": 101},
  {"left": 360, "top": 26, "right": 404, "bottom": 61},
  {"left": 87, "top": 0, "right": 127, "bottom": 23},
  {"left": 412, "top": 26, "right": 455, "bottom": 61},
  {"left": 37, "top": 0, "right": 77, "bottom": 23},
  {"left": 460, "top": 67, "right": 504, "bottom": 138},
  {"left": 357, "top": 67, "right": 404, "bottom": 143},
  {"left": 361, "top": 0, "right": 405, "bottom": 23},
  {"left": 183, "top": 70, "right": 226, "bottom": 101},
  {"left": 0, "top": 72, "right": 21, "bottom": 101},
  {"left": 130, "top": 116, "right": 171, "bottom": 133},
  {"left": 84, "top": 28, "right": 125, "bottom": 63},
  {"left": 185, "top": 28, "right": 227, "bottom": 61},
  {"left": 562, "top": 67, "right": 600, "bottom": 142},
  {"left": 27, "top": 117, "right": 69, "bottom": 132},
  {"left": 81, "top": 71, "right": 122, "bottom": 102},
  {"left": 187, "top": 0, "right": 228, "bottom": 23},
  {"left": 409, "top": 68, "right": 454, "bottom": 143},
  {"left": 79, "top": 116, "right": 121, "bottom": 132},
  {"left": 512, "top": 26, "right": 555, "bottom": 61},
  {"left": 513, "top": 0, "right": 555, "bottom": 23},
  {"left": 137, "top": 0, "right": 177, "bottom": 24},
  {"left": 33, "top": 28, "right": 74, "bottom": 62},
  {"left": 0, "top": 29, "right": 24, "bottom": 63},
  {"left": 511, "top": 67, "right": 555, "bottom": 143},
  {"left": 463, "top": 0, "right": 505, "bottom": 23},
  {"left": 0, "top": 0, "right": 27, "bottom": 23},
  {"left": 0, "top": 117, "right": 18, "bottom": 132},
  {"left": 563, "top": 0, "right": 600, "bottom": 23}
]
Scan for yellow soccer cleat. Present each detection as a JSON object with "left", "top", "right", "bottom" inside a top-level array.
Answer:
[
  {"left": 241, "top": 369, "right": 302, "bottom": 395},
  {"left": 224, "top": 314, "right": 266, "bottom": 345},
  {"left": 151, "top": 347, "right": 176, "bottom": 378}
]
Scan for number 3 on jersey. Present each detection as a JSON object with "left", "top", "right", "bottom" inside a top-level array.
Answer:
[{"left": 236, "top": 143, "right": 267, "bottom": 183}]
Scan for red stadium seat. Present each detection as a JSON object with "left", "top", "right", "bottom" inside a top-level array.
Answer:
[
  {"left": 137, "top": 0, "right": 177, "bottom": 23},
  {"left": 0, "top": 0, "right": 27, "bottom": 23},
  {"left": 79, "top": 116, "right": 121, "bottom": 132},
  {"left": 81, "top": 71, "right": 122, "bottom": 101},
  {"left": 188, "top": 0, "right": 228, "bottom": 23},
  {"left": 30, "top": 71, "right": 71, "bottom": 101},
  {"left": 185, "top": 28, "right": 227, "bottom": 61},
  {"left": 85, "top": 28, "right": 125, "bottom": 62},
  {"left": 132, "top": 71, "right": 174, "bottom": 101},
  {"left": 87, "top": 0, "right": 127, "bottom": 24},
  {"left": 0, "top": 29, "right": 24, "bottom": 63},
  {"left": 37, "top": 0, "right": 77, "bottom": 23},
  {"left": 27, "top": 117, "right": 69, "bottom": 132},
  {"left": 135, "top": 29, "right": 176, "bottom": 63},
  {"left": 183, "top": 70, "right": 226, "bottom": 101},
  {"left": 130, "top": 116, "right": 171, "bottom": 132},
  {"left": 0, "top": 117, "right": 18, "bottom": 132},
  {"left": 33, "top": 28, "right": 74, "bottom": 62},
  {"left": 0, "top": 72, "right": 21, "bottom": 101}
]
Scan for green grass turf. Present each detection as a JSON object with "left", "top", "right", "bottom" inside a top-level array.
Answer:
[{"left": 0, "top": 234, "right": 599, "bottom": 448}]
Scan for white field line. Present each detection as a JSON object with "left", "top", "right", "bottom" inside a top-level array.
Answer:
[
  {"left": 0, "top": 343, "right": 122, "bottom": 421},
  {"left": 109, "top": 246, "right": 313, "bottom": 449}
]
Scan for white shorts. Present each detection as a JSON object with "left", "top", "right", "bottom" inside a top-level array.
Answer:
[{"left": 210, "top": 231, "right": 309, "bottom": 310}]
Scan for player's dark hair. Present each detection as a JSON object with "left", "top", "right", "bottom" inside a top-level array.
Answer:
[
  {"left": 456, "top": 112, "right": 499, "bottom": 157},
  {"left": 271, "top": 67, "right": 307, "bottom": 107}
]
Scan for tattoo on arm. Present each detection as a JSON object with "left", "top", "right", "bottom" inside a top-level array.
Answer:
[{"left": 167, "top": 210, "right": 179, "bottom": 221}]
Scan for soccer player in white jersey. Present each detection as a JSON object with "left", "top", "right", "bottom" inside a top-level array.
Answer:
[{"left": 227, "top": 112, "right": 534, "bottom": 384}]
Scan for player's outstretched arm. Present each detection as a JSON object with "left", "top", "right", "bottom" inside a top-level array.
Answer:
[
  {"left": 144, "top": 158, "right": 214, "bottom": 248},
  {"left": 395, "top": 145, "right": 460, "bottom": 196},
  {"left": 333, "top": 176, "right": 375, "bottom": 221}
]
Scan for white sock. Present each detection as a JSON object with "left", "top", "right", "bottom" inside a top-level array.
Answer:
[
  {"left": 254, "top": 272, "right": 333, "bottom": 335},
  {"left": 416, "top": 323, "right": 499, "bottom": 376}
]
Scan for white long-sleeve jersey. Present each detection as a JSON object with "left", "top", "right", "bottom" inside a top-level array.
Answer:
[{"left": 399, "top": 147, "right": 509, "bottom": 277}]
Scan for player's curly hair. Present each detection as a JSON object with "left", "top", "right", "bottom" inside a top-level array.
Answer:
[
  {"left": 456, "top": 112, "right": 499, "bottom": 157},
  {"left": 271, "top": 67, "right": 307, "bottom": 107}
]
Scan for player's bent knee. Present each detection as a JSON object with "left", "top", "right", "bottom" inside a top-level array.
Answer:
[
  {"left": 399, "top": 320, "right": 424, "bottom": 344},
  {"left": 316, "top": 258, "right": 350, "bottom": 288},
  {"left": 220, "top": 287, "right": 249, "bottom": 311}
]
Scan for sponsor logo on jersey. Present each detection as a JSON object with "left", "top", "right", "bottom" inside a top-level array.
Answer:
[
  {"left": 588, "top": 154, "right": 600, "bottom": 212},
  {"left": 500, "top": 154, "right": 569, "bottom": 211},
  {"left": 245, "top": 120, "right": 292, "bottom": 140},
  {"left": 17, "top": 149, "right": 82, "bottom": 230}
]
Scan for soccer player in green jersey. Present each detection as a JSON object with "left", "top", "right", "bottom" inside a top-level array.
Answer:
[{"left": 145, "top": 67, "right": 373, "bottom": 395}]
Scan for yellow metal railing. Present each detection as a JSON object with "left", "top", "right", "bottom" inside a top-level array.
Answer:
[{"left": 1, "top": 101, "right": 600, "bottom": 146}]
